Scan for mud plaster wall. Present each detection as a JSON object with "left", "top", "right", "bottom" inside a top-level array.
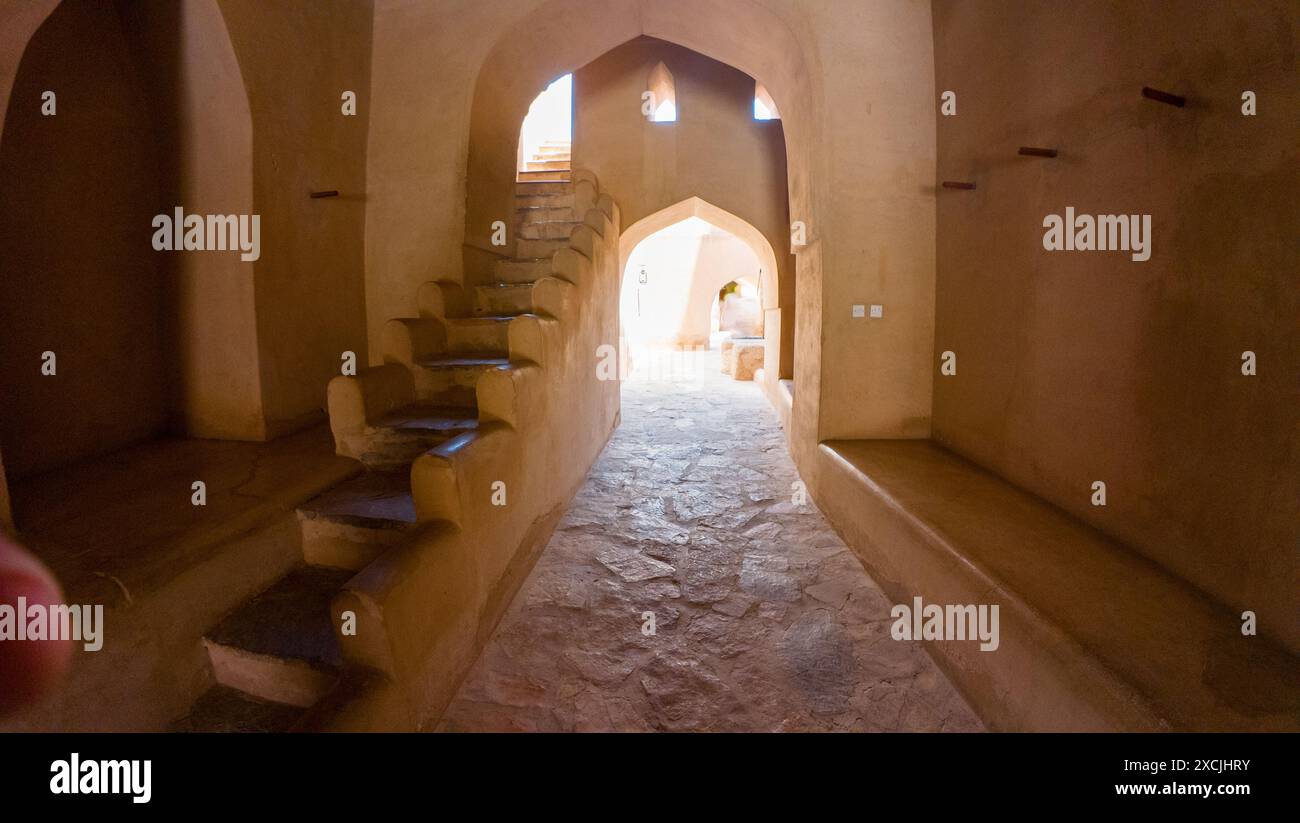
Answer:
[
  {"left": 931, "top": 0, "right": 1300, "bottom": 651},
  {"left": 217, "top": 0, "right": 374, "bottom": 438},
  {"left": 573, "top": 37, "right": 793, "bottom": 373},
  {"left": 0, "top": 0, "right": 169, "bottom": 479}
]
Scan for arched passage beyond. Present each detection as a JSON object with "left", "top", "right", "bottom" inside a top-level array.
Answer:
[
  {"left": 373, "top": 0, "right": 937, "bottom": 469},
  {"left": 620, "top": 197, "right": 779, "bottom": 313},
  {"left": 619, "top": 198, "right": 789, "bottom": 385},
  {"left": 464, "top": 10, "right": 809, "bottom": 403},
  {"left": 621, "top": 217, "right": 761, "bottom": 349}
]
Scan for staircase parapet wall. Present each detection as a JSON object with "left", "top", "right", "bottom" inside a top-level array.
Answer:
[
  {"left": 326, "top": 364, "right": 416, "bottom": 460},
  {"left": 320, "top": 169, "right": 622, "bottom": 729}
]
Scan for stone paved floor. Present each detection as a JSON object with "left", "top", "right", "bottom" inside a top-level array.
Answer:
[{"left": 438, "top": 349, "right": 983, "bottom": 732}]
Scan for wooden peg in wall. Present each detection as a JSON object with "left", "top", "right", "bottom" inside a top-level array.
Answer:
[{"left": 1141, "top": 86, "right": 1185, "bottom": 107}]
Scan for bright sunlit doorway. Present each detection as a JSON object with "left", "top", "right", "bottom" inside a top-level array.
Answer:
[
  {"left": 619, "top": 215, "right": 766, "bottom": 384},
  {"left": 517, "top": 73, "right": 572, "bottom": 182}
]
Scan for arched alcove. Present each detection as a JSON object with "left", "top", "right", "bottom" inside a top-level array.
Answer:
[
  {"left": 0, "top": 0, "right": 170, "bottom": 482},
  {"left": 116, "top": 0, "right": 262, "bottom": 443},
  {"left": 0, "top": 0, "right": 259, "bottom": 514}
]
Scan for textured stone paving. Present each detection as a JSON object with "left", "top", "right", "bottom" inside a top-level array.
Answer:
[{"left": 439, "top": 350, "right": 983, "bottom": 732}]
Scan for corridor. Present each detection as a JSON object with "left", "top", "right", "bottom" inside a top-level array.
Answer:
[{"left": 439, "top": 350, "right": 983, "bottom": 731}]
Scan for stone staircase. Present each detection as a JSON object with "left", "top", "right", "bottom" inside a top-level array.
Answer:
[
  {"left": 172, "top": 470, "right": 421, "bottom": 730},
  {"left": 173, "top": 173, "right": 614, "bottom": 731},
  {"left": 517, "top": 139, "right": 571, "bottom": 183}
]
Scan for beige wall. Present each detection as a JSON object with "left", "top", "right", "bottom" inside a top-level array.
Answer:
[
  {"left": 365, "top": 0, "right": 500, "bottom": 361},
  {"left": 0, "top": 0, "right": 169, "bottom": 479},
  {"left": 812, "top": 1, "right": 937, "bottom": 441},
  {"left": 119, "top": 0, "right": 263, "bottom": 441},
  {"left": 573, "top": 37, "right": 793, "bottom": 366},
  {"left": 217, "top": 0, "right": 374, "bottom": 437},
  {"left": 931, "top": 0, "right": 1300, "bottom": 650}
]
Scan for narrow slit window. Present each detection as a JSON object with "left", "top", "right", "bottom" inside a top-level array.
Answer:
[
  {"left": 754, "top": 81, "right": 780, "bottom": 120},
  {"left": 647, "top": 61, "right": 676, "bottom": 123}
]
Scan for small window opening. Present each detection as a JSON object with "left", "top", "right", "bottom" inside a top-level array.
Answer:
[
  {"left": 647, "top": 61, "right": 677, "bottom": 123},
  {"left": 754, "top": 81, "right": 780, "bottom": 120}
]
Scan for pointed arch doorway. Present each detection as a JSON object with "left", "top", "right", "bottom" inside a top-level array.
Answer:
[{"left": 618, "top": 197, "right": 789, "bottom": 412}]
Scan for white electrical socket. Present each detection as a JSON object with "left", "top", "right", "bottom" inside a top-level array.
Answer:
[
  {"left": 852, "top": 304, "right": 866, "bottom": 318},
  {"left": 870, "top": 304, "right": 883, "bottom": 318}
]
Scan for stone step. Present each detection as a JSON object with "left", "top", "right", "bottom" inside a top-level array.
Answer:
[
  {"left": 413, "top": 356, "right": 511, "bottom": 406},
  {"left": 425, "top": 387, "right": 481, "bottom": 409},
  {"left": 371, "top": 403, "right": 478, "bottom": 443},
  {"left": 327, "top": 401, "right": 478, "bottom": 475},
  {"left": 518, "top": 220, "right": 579, "bottom": 240},
  {"left": 203, "top": 566, "right": 352, "bottom": 708},
  {"left": 298, "top": 469, "right": 421, "bottom": 569},
  {"left": 415, "top": 354, "right": 511, "bottom": 372},
  {"left": 514, "top": 181, "right": 573, "bottom": 197},
  {"left": 495, "top": 258, "right": 551, "bottom": 284},
  {"left": 516, "top": 237, "right": 567, "bottom": 258},
  {"left": 517, "top": 170, "right": 571, "bottom": 183},
  {"left": 377, "top": 405, "right": 476, "bottom": 470},
  {"left": 445, "top": 315, "right": 512, "bottom": 355},
  {"left": 515, "top": 205, "right": 577, "bottom": 223},
  {"left": 474, "top": 282, "right": 534, "bottom": 316},
  {"left": 515, "top": 192, "right": 576, "bottom": 209},
  {"left": 171, "top": 685, "right": 304, "bottom": 733},
  {"left": 524, "top": 159, "right": 570, "bottom": 171}
]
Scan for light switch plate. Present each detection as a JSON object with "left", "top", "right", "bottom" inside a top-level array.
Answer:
[
  {"left": 870, "top": 304, "right": 884, "bottom": 318},
  {"left": 852, "top": 304, "right": 865, "bottom": 318}
]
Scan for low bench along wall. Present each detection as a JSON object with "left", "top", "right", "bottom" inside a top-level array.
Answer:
[{"left": 815, "top": 439, "right": 1300, "bottom": 732}]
